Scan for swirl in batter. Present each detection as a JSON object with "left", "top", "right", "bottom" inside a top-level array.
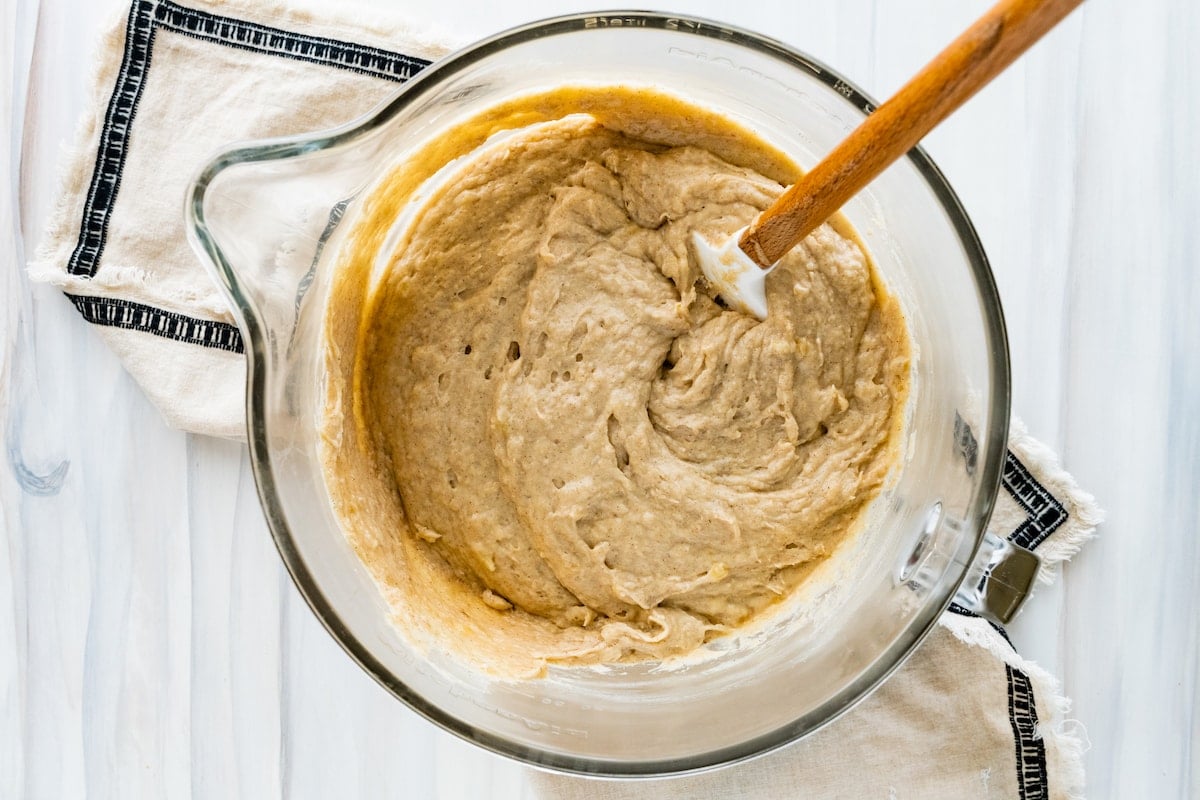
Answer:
[{"left": 321, "top": 87, "right": 910, "bottom": 673}]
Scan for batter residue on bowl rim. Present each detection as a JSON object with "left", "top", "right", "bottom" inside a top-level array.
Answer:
[{"left": 319, "top": 85, "right": 911, "bottom": 677}]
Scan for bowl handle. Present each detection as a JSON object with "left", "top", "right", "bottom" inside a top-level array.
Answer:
[{"left": 953, "top": 531, "right": 1041, "bottom": 625}]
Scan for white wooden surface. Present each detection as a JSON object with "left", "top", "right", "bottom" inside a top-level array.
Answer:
[{"left": 2, "top": 0, "right": 1197, "bottom": 797}]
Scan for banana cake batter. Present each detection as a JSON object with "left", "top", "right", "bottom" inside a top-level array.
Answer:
[{"left": 319, "top": 87, "right": 911, "bottom": 675}]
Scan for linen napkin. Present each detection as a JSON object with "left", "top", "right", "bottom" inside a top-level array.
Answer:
[{"left": 28, "top": 1, "right": 1102, "bottom": 797}]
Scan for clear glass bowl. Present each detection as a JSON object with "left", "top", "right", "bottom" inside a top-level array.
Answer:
[{"left": 187, "top": 11, "right": 1032, "bottom": 777}]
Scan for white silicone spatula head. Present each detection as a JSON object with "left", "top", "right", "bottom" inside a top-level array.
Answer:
[{"left": 691, "top": 227, "right": 771, "bottom": 320}]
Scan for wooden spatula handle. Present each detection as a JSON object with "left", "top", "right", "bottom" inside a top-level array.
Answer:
[{"left": 738, "top": 0, "right": 1085, "bottom": 267}]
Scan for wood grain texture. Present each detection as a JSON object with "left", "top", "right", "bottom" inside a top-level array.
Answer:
[
  {"left": 740, "top": 0, "right": 1086, "bottom": 266},
  {"left": 2, "top": 0, "right": 1197, "bottom": 798}
]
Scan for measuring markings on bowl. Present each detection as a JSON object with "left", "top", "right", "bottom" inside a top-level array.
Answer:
[
  {"left": 584, "top": 15, "right": 648, "bottom": 28},
  {"left": 663, "top": 17, "right": 735, "bottom": 38}
]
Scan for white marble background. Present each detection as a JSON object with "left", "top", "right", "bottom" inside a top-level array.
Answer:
[{"left": 2, "top": 0, "right": 1197, "bottom": 797}]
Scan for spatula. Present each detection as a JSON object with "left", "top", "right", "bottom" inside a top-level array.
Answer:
[{"left": 693, "top": 0, "right": 1085, "bottom": 319}]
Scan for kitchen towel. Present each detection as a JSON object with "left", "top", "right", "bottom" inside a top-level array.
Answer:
[{"left": 28, "top": 1, "right": 1101, "bottom": 797}]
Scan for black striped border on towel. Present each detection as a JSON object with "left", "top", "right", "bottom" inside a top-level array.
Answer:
[
  {"left": 65, "top": 0, "right": 432, "bottom": 352},
  {"left": 66, "top": 293, "right": 245, "bottom": 352},
  {"left": 948, "top": 423, "right": 1067, "bottom": 797}
]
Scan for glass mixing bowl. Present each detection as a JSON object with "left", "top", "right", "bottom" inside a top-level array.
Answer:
[{"left": 187, "top": 11, "right": 1036, "bottom": 777}]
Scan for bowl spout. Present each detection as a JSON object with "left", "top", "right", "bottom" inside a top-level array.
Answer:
[{"left": 186, "top": 132, "right": 386, "bottom": 345}]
